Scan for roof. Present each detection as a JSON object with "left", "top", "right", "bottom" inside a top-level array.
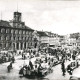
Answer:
[
  {"left": 14, "top": 12, "right": 21, "bottom": 15},
  {"left": 45, "top": 31, "right": 53, "bottom": 37},
  {"left": 37, "top": 31, "right": 48, "bottom": 37},
  {"left": 0, "top": 20, "right": 34, "bottom": 31},
  {"left": 25, "top": 25, "right": 34, "bottom": 31},
  {"left": 0, "top": 20, "right": 11, "bottom": 27}
]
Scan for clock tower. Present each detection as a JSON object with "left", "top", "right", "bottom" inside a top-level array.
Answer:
[{"left": 14, "top": 12, "right": 22, "bottom": 22}]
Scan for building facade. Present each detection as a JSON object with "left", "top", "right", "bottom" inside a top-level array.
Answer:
[
  {"left": 0, "top": 11, "right": 34, "bottom": 50},
  {"left": 33, "top": 30, "right": 61, "bottom": 49}
]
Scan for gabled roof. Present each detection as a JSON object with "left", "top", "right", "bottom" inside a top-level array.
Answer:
[
  {"left": 0, "top": 20, "right": 11, "bottom": 28},
  {"left": 37, "top": 31, "right": 48, "bottom": 37}
]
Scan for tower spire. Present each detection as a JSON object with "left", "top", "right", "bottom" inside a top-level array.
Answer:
[{"left": 17, "top": 2, "right": 18, "bottom": 12}]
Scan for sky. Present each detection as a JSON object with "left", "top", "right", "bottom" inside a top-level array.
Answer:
[{"left": 0, "top": 0, "right": 80, "bottom": 35}]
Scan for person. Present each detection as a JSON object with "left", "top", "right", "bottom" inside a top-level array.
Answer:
[
  {"left": 10, "top": 62, "right": 13, "bottom": 69},
  {"left": 22, "top": 53, "right": 24, "bottom": 59},
  {"left": 7, "top": 65, "right": 11, "bottom": 72},
  {"left": 23, "top": 55, "right": 26, "bottom": 60},
  {"left": 29, "top": 60, "right": 33, "bottom": 69},
  {"left": 27, "top": 65, "right": 31, "bottom": 75},
  {"left": 45, "top": 57, "right": 47, "bottom": 63},
  {"left": 7, "top": 62, "right": 13, "bottom": 72},
  {"left": 12, "top": 56, "right": 15, "bottom": 63},
  {"left": 34, "top": 65, "right": 38, "bottom": 76},
  {"left": 61, "top": 60, "right": 66, "bottom": 76},
  {"left": 38, "top": 63, "right": 43, "bottom": 77},
  {"left": 67, "top": 65, "right": 73, "bottom": 75},
  {"left": 19, "top": 66, "right": 26, "bottom": 75}
]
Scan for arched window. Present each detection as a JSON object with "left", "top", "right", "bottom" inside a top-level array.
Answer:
[
  {"left": 15, "top": 30, "right": 18, "bottom": 34},
  {"left": 11, "top": 29, "right": 13, "bottom": 33},
  {"left": 23, "top": 31, "right": 25, "bottom": 34},
  {"left": 1, "top": 28, "right": 5, "bottom": 33},
  {"left": 26, "top": 31, "right": 28, "bottom": 34},
  {"left": 1, "top": 36, "right": 3, "bottom": 40},
  {"left": 19, "top": 30, "right": 22, "bottom": 34},
  {"left": 6, "top": 29, "right": 11, "bottom": 33}
]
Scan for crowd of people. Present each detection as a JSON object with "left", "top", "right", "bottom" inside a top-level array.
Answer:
[
  {"left": 60, "top": 48, "right": 80, "bottom": 76},
  {"left": 0, "top": 46, "right": 80, "bottom": 77},
  {"left": 18, "top": 47, "right": 80, "bottom": 77},
  {"left": 0, "top": 51, "right": 15, "bottom": 64}
]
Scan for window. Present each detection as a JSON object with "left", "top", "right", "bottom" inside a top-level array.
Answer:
[
  {"left": 23, "top": 31, "right": 25, "bottom": 34},
  {"left": 1, "top": 28, "right": 5, "bottom": 33},
  {"left": 20, "top": 24, "right": 22, "bottom": 28},
  {"left": 31, "top": 32, "right": 32, "bottom": 36},
  {"left": 11, "top": 29, "right": 13, "bottom": 33},
  {"left": 26, "top": 31, "right": 28, "bottom": 34},
  {"left": 6, "top": 29, "right": 8, "bottom": 33},
  {"left": 19, "top": 30, "right": 20, "bottom": 34},
  {"left": 6, "top": 36, "right": 8, "bottom": 40},
  {"left": 0, "top": 36, "right": 2, "bottom": 40},
  {"left": 6, "top": 29, "right": 11, "bottom": 33},
  {"left": 19, "top": 30, "right": 22, "bottom": 34},
  {"left": 23, "top": 37, "right": 25, "bottom": 40},
  {"left": 29, "top": 32, "right": 31, "bottom": 35},
  {"left": 16, "top": 23, "right": 18, "bottom": 27},
  {"left": 6, "top": 36, "right": 10, "bottom": 40},
  {"left": 15, "top": 30, "right": 18, "bottom": 34}
]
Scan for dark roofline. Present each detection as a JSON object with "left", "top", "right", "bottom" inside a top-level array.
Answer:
[
  {"left": 14, "top": 12, "right": 21, "bottom": 15},
  {"left": 37, "top": 31, "right": 48, "bottom": 36},
  {"left": 0, "top": 20, "right": 34, "bottom": 31},
  {"left": 0, "top": 20, "right": 11, "bottom": 28},
  {"left": 0, "top": 25, "right": 34, "bottom": 31}
]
